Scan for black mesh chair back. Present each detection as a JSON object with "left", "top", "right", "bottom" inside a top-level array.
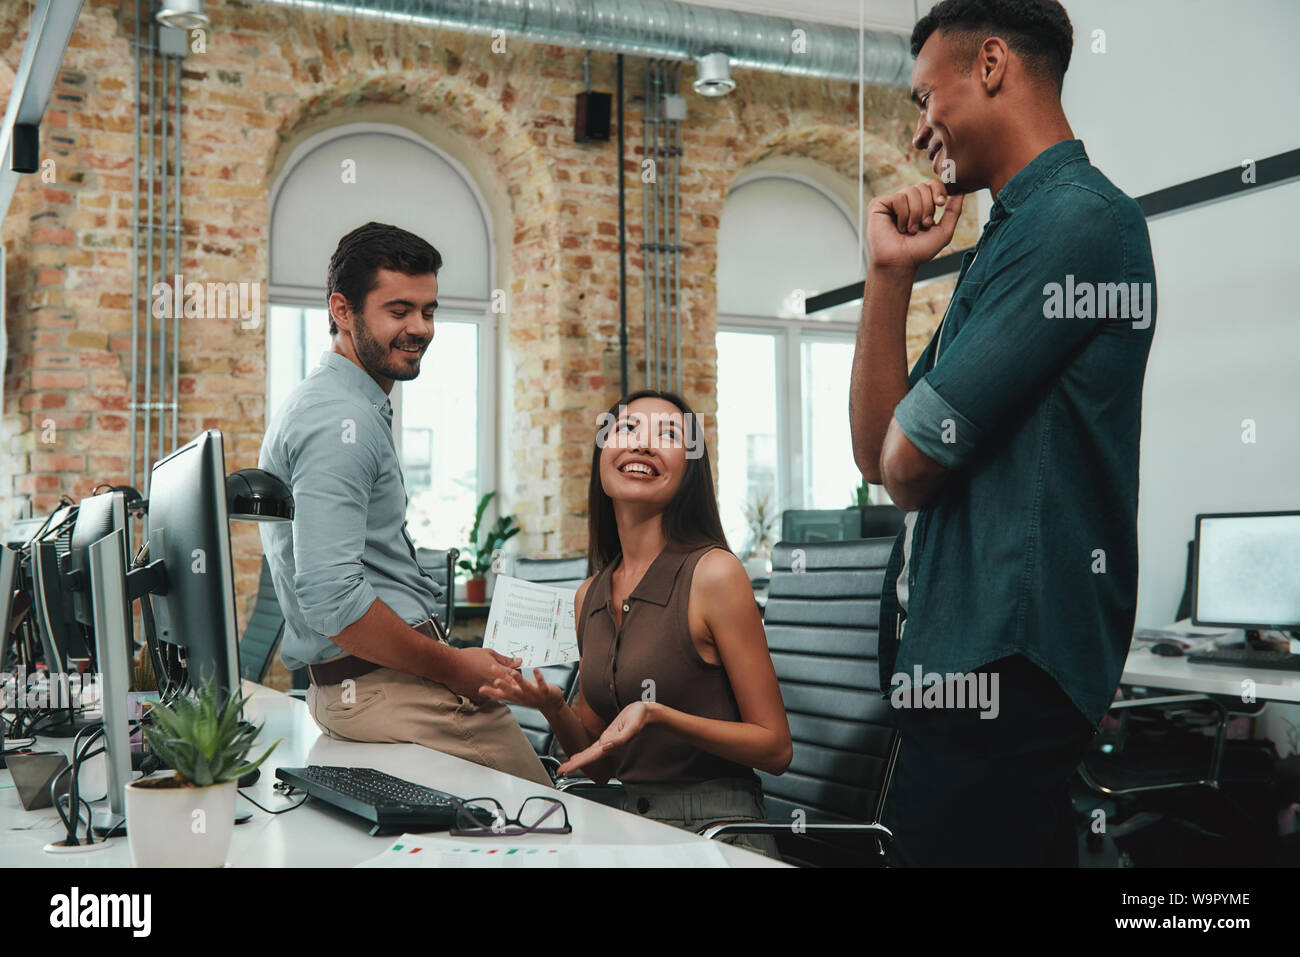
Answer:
[
  {"left": 239, "top": 560, "right": 287, "bottom": 684},
  {"left": 761, "top": 538, "right": 899, "bottom": 831},
  {"left": 512, "top": 555, "right": 587, "bottom": 591},
  {"left": 415, "top": 547, "right": 458, "bottom": 630},
  {"left": 859, "top": 505, "right": 905, "bottom": 539},
  {"left": 502, "top": 556, "right": 587, "bottom": 762}
]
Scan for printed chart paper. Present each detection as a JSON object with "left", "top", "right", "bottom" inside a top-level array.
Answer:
[
  {"left": 357, "top": 835, "right": 731, "bottom": 868},
  {"left": 482, "top": 575, "right": 579, "bottom": 669}
]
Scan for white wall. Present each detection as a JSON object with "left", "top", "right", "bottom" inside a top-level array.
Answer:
[
  {"left": 1061, "top": 0, "right": 1300, "bottom": 752},
  {"left": 1060, "top": 0, "right": 1300, "bottom": 624}
]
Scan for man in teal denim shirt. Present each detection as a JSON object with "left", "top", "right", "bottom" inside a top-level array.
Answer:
[{"left": 850, "top": 0, "right": 1156, "bottom": 866}]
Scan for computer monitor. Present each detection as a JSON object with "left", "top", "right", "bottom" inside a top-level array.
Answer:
[
  {"left": 781, "top": 508, "right": 863, "bottom": 544},
  {"left": 1, "top": 545, "right": 18, "bottom": 677},
  {"left": 68, "top": 491, "right": 131, "bottom": 629},
  {"left": 86, "top": 527, "right": 134, "bottom": 836},
  {"left": 6, "top": 515, "right": 52, "bottom": 549},
  {"left": 32, "top": 518, "right": 94, "bottom": 656},
  {"left": 2, "top": 544, "right": 39, "bottom": 688},
  {"left": 86, "top": 431, "right": 245, "bottom": 833},
  {"left": 146, "top": 430, "right": 240, "bottom": 704},
  {"left": 1192, "top": 511, "right": 1300, "bottom": 631},
  {"left": 25, "top": 508, "right": 99, "bottom": 736}
]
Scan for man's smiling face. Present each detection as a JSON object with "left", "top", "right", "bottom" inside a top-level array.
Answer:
[
  {"left": 350, "top": 267, "right": 439, "bottom": 383},
  {"left": 909, "top": 28, "right": 992, "bottom": 194}
]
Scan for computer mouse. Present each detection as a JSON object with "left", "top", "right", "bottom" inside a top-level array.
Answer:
[{"left": 1151, "top": 641, "right": 1184, "bottom": 657}]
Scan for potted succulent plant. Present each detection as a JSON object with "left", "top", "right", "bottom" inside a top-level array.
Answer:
[
  {"left": 125, "top": 679, "right": 277, "bottom": 868},
  {"left": 854, "top": 478, "right": 873, "bottom": 508},
  {"left": 458, "top": 491, "right": 521, "bottom": 603},
  {"left": 742, "top": 490, "right": 779, "bottom": 580}
]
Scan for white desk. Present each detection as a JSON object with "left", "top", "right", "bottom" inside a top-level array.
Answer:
[
  {"left": 1122, "top": 644, "right": 1300, "bottom": 704},
  {"left": 1, "top": 682, "right": 786, "bottom": 868}
]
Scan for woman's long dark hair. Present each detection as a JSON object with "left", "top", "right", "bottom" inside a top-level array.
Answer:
[{"left": 586, "top": 390, "right": 730, "bottom": 574}]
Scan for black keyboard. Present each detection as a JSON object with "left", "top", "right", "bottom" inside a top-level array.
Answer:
[
  {"left": 1187, "top": 647, "right": 1300, "bottom": 672},
  {"left": 275, "top": 766, "right": 476, "bottom": 835}
]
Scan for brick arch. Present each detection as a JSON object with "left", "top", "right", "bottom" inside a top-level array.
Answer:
[
  {"left": 731, "top": 122, "right": 931, "bottom": 201},
  {"left": 262, "top": 63, "right": 564, "bottom": 331},
  {"left": 251, "top": 55, "right": 571, "bottom": 552},
  {"left": 269, "top": 69, "right": 562, "bottom": 242}
]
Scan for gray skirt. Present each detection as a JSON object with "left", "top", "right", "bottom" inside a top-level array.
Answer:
[{"left": 619, "top": 778, "right": 782, "bottom": 862}]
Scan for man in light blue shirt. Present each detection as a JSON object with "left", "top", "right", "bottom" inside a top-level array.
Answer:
[{"left": 259, "top": 222, "right": 550, "bottom": 786}]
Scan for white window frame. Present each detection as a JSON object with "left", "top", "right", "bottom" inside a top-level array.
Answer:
[
  {"left": 717, "top": 314, "right": 858, "bottom": 512},
  {"left": 266, "top": 123, "right": 498, "bottom": 504},
  {"left": 717, "top": 173, "right": 862, "bottom": 512}
]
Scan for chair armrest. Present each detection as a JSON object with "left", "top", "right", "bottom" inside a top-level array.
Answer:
[
  {"left": 556, "top": 777, "right": 623, "bottom": 793},
  {"left": 1109, "top": 692, "right": 1223, "bottom": 712},
  {"left": 1085, "top": 692, "right": 1232, "bottom": 792},
  {"left": 697, "top": 820, "right": 893, "bottom": 844},
  {"left": 555, "top": 779, "right": 625, "bottom": 809}
]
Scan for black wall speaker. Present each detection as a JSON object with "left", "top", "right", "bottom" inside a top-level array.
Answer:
[
  {"left": 574, "top": 91, "right": 612, "bottom": 143},
  {"left": 12, "top": 123, "right": 39, "bottom": 174}
]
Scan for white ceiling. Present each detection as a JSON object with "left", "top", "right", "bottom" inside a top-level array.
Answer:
[{"left": 677, "top": 0, "right": 920, "bottom": 35}]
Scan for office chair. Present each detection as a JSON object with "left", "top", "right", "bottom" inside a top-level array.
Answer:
[
  {"left": 238, "top": 560, "right": 287, "bottom": 685},
  {"left": 858, "top": 505, "right": 905, "bottom": 539},
  {"left": 780, "top": 506, "right": 905, "bottom": 544},
  {"left": 415, "top": 547, "right": 458, "bottom": 631},
  {"left": 503, "top": 555, "right": 587, "bottom": 779},
  {"left": 1076, "top": 538, "right": 1277, "bottom": 861},
  {"left": 558, "top": 540, "right": 901, "bottom": 862},
  {"left": 510, "top": 555, "right": 587, "bottom": 591},
  {"left": 697, "top": 538, "right": 900, "bottom": 866}
]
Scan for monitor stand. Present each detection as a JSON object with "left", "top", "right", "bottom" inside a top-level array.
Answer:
[
  {"left": 37, "top": 710, "right": 101, "bottom": 738},
  {"left": 90, "top": 804, "right": 127, "bottom": 839}
]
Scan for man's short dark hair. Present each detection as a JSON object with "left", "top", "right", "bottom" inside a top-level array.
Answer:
[
  {"left": 911, "top": 0, "right": 1074, "bottom": 93},
  {"left": 326, "top": 222, "right": 442, "bottom": 334}
]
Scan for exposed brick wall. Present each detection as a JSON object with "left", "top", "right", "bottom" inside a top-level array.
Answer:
[{"left": 2, "top": 1, "right": 964, "bottom": 689}]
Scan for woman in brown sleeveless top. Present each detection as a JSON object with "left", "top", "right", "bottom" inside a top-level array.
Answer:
[{"left": 479, "top": 390, "right": 791, "bottom": 859}]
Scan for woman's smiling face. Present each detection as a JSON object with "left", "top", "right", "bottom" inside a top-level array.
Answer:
[{"left": 598, "top": 396, "right": 689, "bottom": 509}]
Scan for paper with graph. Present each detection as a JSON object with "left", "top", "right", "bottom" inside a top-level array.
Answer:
[
  {"left": 482, "top": 575, "right": 579, "bottom": 669},
  {"left": 357, "top": 835, "right": 730, "bottom": 868}
]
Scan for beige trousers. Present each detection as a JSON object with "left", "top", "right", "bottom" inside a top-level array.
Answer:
[{"left": 306, "top": 666, "right": 552, "bottom": 788}]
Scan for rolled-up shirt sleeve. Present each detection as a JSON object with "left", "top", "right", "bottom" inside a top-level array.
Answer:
[
  {"left": 288, "top": 401, "right": 382, "bottom": 638},
  {"left": 895, "top": 184, "right": 1136, "bottom": 471}
]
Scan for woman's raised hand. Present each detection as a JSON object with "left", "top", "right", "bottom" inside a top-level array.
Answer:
[
  {"left": 477, "top": 665, "right": 565, "bottom": 716},
  {"left": 556, "top": 701, "right": 651, "bottom": 776}
]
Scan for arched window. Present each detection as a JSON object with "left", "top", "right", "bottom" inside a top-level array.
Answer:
[
  {"left": 715, "top": 173, "right": 865, "bottom": 556},
  {"left": 268, "top": 123, "right": 495, "bottom": 550}
]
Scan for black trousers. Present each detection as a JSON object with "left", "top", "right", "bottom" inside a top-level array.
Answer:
[{"left": 882, "top": 653, "right": 1096, "bottom": 867}]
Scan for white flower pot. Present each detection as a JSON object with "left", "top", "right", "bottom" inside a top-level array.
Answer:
[
  {"left": 125, "top": 775, "right": 236, "bottom": 868},
  {"left": 743, "top": 541, "right": 773, "bottom": 581}
]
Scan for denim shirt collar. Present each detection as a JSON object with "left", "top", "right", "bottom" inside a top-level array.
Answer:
[
  {"left": 319, "top": 351, "right": 393, "bottom": 422},
  {"left": 989, "top": 139, "right": 1088, "bottom": 223}
]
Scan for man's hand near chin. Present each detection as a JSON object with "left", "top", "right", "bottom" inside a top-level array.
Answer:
[
  {"left": 868, "top": 179, "right": 965, "bottom": 275},
  {"left": 849, "top": 179, "right": 964, "bottom": 509}
]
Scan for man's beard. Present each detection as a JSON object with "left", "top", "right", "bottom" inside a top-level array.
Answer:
[{"left": 353, "top": 310, "right": 425, "bottom": 382}]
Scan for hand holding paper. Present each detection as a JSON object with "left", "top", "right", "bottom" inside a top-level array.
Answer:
[{"left": 481, "top": 575, "right": 580, "bottom": 669}]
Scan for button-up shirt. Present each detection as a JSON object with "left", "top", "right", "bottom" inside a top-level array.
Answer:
[
  {"left": 576, "top": 544, "right": 756, "bottom": 784},
  {"left": 879, "top": 140, "right": 1157, "bottom": 726},
  {"left": 259, "top": 351, "right": 444, "bottom": 670}
]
